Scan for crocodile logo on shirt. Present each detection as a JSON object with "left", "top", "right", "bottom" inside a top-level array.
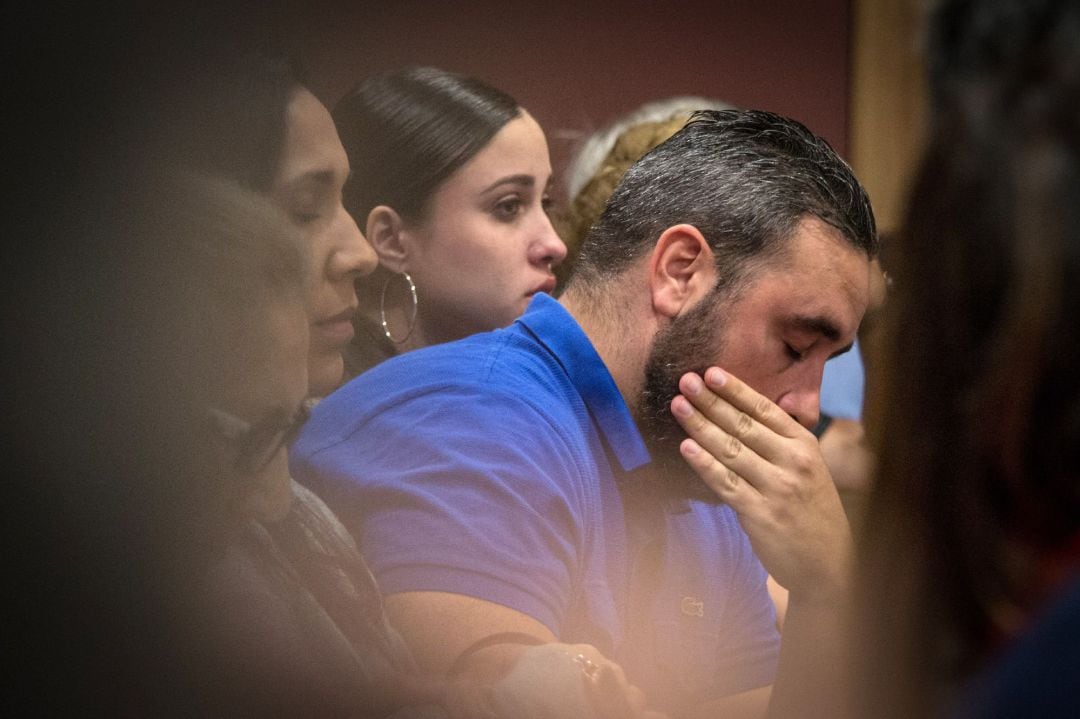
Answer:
[{"left": 680, "top": 596, "right": 704, "bottom": 618}]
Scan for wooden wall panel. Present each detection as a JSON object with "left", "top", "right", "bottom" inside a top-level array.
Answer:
[{"left": 849, "top": 0, "right": 929, "bottom": 234}]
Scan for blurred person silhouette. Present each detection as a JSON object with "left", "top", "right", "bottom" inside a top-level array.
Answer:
[
  {"left": 109, "top": 173, "right": 427, "bottom": 715},
  {"left": 849, "top": 0, "right": 1080, "bottom": 717}
]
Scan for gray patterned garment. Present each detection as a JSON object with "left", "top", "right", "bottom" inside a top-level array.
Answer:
[{"left": 194, "top": 480, "right": 443, "bottom": 718}]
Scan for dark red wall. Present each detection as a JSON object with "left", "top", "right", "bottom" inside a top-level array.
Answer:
[{"left": 296, "top": 0, "right": 851, "bottom": 203}]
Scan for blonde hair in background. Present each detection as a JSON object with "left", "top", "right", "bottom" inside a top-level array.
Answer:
[
  {"left": 560, "top": 117, "right": 687, "bottom": 262},
  {"left": 563, "top": 96, "right": 736, "bottom": 201},
  {"left": 557, "top": 97, "right": 734, "bottom": 286}
]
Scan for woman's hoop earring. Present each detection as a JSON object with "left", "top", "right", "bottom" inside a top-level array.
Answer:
[{"left": 379, "top": 271, "right": 418, "bottom": 344}]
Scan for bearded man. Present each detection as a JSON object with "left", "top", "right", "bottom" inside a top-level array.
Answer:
[{"left": 292, "top": 109, "right": 876, "bottom": 719}]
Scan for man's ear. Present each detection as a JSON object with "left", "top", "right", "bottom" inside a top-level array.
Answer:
[
  {"left": 366, "top": 205, "right": 411, "bottom": 273},
  {"left": 647, "top": 224, "right": 716, "bottom": 319}
]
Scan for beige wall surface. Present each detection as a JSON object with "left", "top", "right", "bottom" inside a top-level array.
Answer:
[{"left": 849, "top": 0, "right": 931, "bottom": 234}]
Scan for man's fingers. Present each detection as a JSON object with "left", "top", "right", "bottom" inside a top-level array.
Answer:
[
  {"left": 671, "top": 394, "right": 771, "bottom": 491},
  {"left": 675, "top": 373, "right": 781, "bottom": 464},
  {"left": 702, "top": 367, "right": 805, "bottom": 439},
  {"left": 674, "top": 368, "right": 812, "bottom": 468},
  {"left": 680, "top": 438, "right": 761, "bottom": 506}
]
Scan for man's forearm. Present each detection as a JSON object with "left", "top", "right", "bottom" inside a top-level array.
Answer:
[{"left": 767, "top": 585, "right": 850, "bottom": 719}]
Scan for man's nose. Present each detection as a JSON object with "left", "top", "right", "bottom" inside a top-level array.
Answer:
[{"left": 778, "top": 385, "right": 821, "bottom": 431}]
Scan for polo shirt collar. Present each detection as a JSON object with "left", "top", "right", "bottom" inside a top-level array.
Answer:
[{"left": 517, "top": 293, "right": 652, "bottom": 472}]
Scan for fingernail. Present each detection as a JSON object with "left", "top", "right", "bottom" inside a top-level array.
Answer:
[
  {"left": 681, "top": 439, "right": 700, "bottom": 456},
  {"left": 683, "top": 373, "right": 704, "bottom": 396},
  {"left": 671, "top": 396, "right": 692, "bottom": 418},
  {"left": 705, "top": 367, "right": 727, "bottom": 387}
]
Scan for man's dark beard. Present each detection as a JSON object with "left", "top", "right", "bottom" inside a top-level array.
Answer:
[{"left": 635, "top": 290, "right": 729, "bottom": 502}]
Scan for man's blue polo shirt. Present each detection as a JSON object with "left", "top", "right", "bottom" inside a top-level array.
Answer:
[{"left": 291, "top": 294, "right": 779, "bottom": 711}]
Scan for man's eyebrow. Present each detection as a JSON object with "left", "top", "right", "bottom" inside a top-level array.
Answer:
[
  {"left": 789, "top": 314, "right": 842, "bottom": 342},
  {"left": 481, "top": 174, "right": 535, "bottom": 193},
  {"left": 789, "top": 315, "right": 856, "bottom": 359}
]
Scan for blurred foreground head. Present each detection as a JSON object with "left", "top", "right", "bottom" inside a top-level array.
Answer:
[{"left": 855, "top": 0, "right": 1080, "bottom": 715}]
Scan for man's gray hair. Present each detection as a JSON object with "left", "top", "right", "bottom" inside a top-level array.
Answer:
[{"left": 570, "top": 109, "right": 878, "bottom": 295}]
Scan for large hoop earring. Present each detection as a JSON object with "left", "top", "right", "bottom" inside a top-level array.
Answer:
[{"left": 379, "top": 271, "right": 418, "bottom": 344}]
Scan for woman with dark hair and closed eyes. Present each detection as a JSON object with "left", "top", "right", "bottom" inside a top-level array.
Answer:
[
  {"left": 174, "top": 53, "right": 379, "bottom": 398},
  {"left": 149, "top": 55, "right": 442, "bottom": 716},
  {"left": 332, "top": 66, "right": 568, "bottom": 376},
  {"left": 135, "top": 174, "right": 417, "bottom": 715}
]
